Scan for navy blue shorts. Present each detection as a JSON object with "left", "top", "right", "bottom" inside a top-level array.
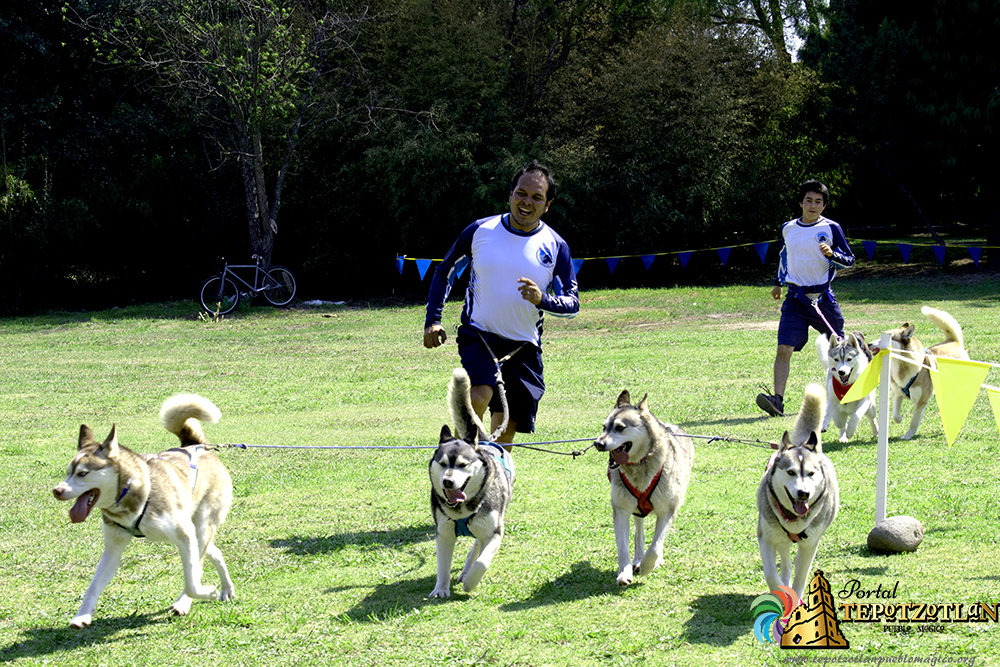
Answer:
[
  {"left": 457, "top": 325, "right": 543, "bottom": 433},
  {"left": 777, "top": 292, "right": 845, "bottom": 351}
]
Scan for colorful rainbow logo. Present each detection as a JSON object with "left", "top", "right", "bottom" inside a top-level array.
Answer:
[{"left": 751, "top": 585, "right": 800, "bottom": 643}]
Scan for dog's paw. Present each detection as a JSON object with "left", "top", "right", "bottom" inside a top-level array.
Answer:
[
  {"left": 219, "top": 586, "right": 236, "bottom": 602},
  {"left": 428, "top": 587, "right": 452, "bottom": 599},
  {"left": 69, "top": 614, "right": 92, "bottom": 629},
  {"left": 462, "top": 562, "right": 488, "bottom": 592},
  {"left": 638, "top": 553, "right": 664, "bottom": 577},
  {"left": 901, "top": 431, "right": 916, "bottom": 441},
  {"left": 617, "top": 565, "right": 634, "bottom": 586},
  {"left": 839, "top": 433, "right": 849, "bottom": 443},
  {"left": 171, "top": 596, "right": 193, "bottom": 616}
]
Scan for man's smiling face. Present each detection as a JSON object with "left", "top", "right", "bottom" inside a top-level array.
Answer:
[{"left": 508, "top": 171, "right": 551, "bottom": 232}]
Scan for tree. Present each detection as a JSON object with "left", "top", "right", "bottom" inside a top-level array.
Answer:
[
  {"left": 694, "top": 0, "right": 827, "bottom": 61},
  {"left": 71, "top": 0, "right": 376, "bottom": 264}
]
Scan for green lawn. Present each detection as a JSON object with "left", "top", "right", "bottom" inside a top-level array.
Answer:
[{"left": 1, "top": 274, "right": 998, "bottom": 666}]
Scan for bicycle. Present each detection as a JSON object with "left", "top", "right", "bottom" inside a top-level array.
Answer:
[{"left": 199, "top": 252, "right": 297, "bottom": 315}]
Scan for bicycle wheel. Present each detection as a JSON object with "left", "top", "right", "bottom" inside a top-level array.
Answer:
[
  {"left": 199, "top": 275, "right": 240, "bottom": 315},
  {"left": 262, "top": 266, "right": 297, "bottom": 306}
]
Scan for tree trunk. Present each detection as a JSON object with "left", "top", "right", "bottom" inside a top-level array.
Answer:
[{"left": 240, "top": 129, "right": 275, "bottom": 266}]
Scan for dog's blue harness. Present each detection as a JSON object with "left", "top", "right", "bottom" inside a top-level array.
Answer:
[
  {"left": 900, "top": 372, "right": 919, "bottom": 399},
  {"left": 454, "top": 442, "right": 514, "bottom": 538},
  {"left": 107, "top": 446, "right": 203, "bottom": 538}
]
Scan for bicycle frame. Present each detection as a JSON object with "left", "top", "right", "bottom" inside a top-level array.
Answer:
[{"left": 217, "top": 258, "right": 275, "bottom": 297}]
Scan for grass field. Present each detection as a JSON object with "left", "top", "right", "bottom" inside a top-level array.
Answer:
[{"left": 1, "top": 272, "right": 998, "bottom": 666}]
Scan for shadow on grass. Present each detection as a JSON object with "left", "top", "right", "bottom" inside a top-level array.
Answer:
[
  {"left": 326, "top": 574, "right": 444, "bottom": 623},
  {"left": 683, "top": 594, "right": 756, "bottom": 646},
  {"left": 0, "top": 612, "right": 159, "bottom": 663},
  {"left": 499, "top": 561, "right": 617, "bottom": 612},
  {"left": 269, "top": 523, "right": 434, "bottom": 555}
]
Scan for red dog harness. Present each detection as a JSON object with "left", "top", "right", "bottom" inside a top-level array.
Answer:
[{"left": 619, "top": 468, "right": 663, "bottom": 518}]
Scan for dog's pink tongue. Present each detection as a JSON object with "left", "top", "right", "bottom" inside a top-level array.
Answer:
[
  {"left": 446, "top": 489, "right": 466, "bottom": 504},
  {"left": 611, "top": 448, "right": 630, "bottom": 466},
  {"left": 70, "top": 489, "right": 99, "bottom": 523},
  {"left": 793, "top": 501, "right": 809, "bottom": 517}
]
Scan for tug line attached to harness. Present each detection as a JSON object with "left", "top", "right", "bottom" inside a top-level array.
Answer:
[{"left": 476, "top": 332, "right": 526, "bottom": 443}]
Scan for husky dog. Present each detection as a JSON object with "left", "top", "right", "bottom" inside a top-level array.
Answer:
[
  {"left": 428, "top": 368, "right": 514, "bottom": 598},
  {"left": 816, "top": 331, "right": 878, "bottom": 442},
  {"left": 757, "top": 383, "right": 839, "bottom": 598},
  {"left": 888, "top": 306, "right": 970, "bottom": 440},
  {"left": 594, "top": 391, "right": 694, "bottom": 586},
  {"left": 52, "top": 394, "right": 235, "bottom": 628}
]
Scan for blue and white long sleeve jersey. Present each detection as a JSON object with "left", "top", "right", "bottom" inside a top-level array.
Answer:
[
  {"left": 425, "top": 214, "right": 579, "bottom": 346},
  {"left": 775, "top": 216, "right": 854, "bottom": 292}
]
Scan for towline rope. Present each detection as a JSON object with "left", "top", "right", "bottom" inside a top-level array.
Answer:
[{"left": 214, "top": 432, "right": 779, "bottom": 457}]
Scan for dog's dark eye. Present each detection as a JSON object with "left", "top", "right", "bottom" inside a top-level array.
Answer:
[{"left": 614, "top": 424, "right": 625, "bottom": 432}]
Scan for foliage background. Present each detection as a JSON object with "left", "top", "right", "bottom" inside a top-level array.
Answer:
[{"left": 1, "top": 0, "right": 997, "bottom": 314}]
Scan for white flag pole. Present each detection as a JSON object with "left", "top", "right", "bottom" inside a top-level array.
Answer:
[{"left": 875, "top": 332, "right": 892, "bottom": 525}]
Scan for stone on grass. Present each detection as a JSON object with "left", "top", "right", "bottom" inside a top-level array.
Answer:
[{"left": 867, "top": 515, "right": 924, "bottom": 554}]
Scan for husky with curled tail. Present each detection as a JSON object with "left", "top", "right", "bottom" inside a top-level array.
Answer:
[
  {"left": 757, "top": 383, "right": 839, "bottom": 598},
  {"left": 52, "top": 394, "right": 235, "bottom": 628},
  {"left": 887, "top": 306, "right": 969, "bottom": 440},
  {"left": 428, "top": 368, "right": 514, "bottom": 598}
]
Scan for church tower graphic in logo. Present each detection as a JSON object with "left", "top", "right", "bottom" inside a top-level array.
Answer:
[{"left": 781, "top": 570, "right": 850, "bottom": 649}]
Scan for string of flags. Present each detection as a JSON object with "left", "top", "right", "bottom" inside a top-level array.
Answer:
[
  {"left": 843, "top": 350, "right": 1000, "bottom": 446},
  {"left": 396, "top": 238, "right": 995, "bottom": 280}
]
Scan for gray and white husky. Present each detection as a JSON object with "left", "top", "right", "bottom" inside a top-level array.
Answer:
[
  {"left": 52, "top": 394, "right": 235, "bottom": 628},
  {"left": 428, "top": 368, "right": 514, "bottom": 598},
  {"left": 594, "top": 391, "right": 694, "bottom": 586},
  {"left": 816, "top": 331, "right": 878, "bottom": 442},
  {"left": 757, "top": 383, "right": 839, "bottom": 598}
]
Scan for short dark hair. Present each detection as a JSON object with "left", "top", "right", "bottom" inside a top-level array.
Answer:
[
  {"left": 511, "top": 160, "right": 557, "bottom": 202},
  {"left": 799, "top": 180, "right": 830, "bottom": 205}
]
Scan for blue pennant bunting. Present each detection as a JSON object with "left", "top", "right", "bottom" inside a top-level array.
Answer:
[
  {"left": 754, "top": 242, "right": 769, "bottom": 264},
  {"left": 416, "top": 259, "right": 432, "bottom": 280},
  {"left": 717, "top": 247, "right": 732, "bottom": 266},
  {"left": 641, "top": 255, "right": 656, "bottom": 270},
  {"left": 678, "top": 251, "right": 692, "bottom": 268},
  {"left": 968, "top": 247, "right": 982, "bottom": 267},
  {"left": 572, "top": 258, "right": 584, "bottom": 275},
  {"left": 606, "top": 258, "right": 620, "bottom": 274},
  {"left": 932, "top": 245, "right": 946, "bottom": 265},
  {"left": 396, "top": 256, "right": 405, "bottom": 275},
  {"left": 898, "top": 244, "right": 912, "bottom": 263},
  {"left": 863, "top": 241, "right": 876, "bottom": 260}
]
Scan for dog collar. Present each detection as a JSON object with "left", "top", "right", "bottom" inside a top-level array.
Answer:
[
  {"left": 831, "top": 376, "right": 852, "bottom": 401},
  {"left": 901, "top": 371, "right": 918, "bottom": 399}
]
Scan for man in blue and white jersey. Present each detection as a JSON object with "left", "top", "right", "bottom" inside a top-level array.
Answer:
[
  {"left": 757, "top": 180, "right": 855, "bottom": 417},
  {"left": 423, "top": 161, "right": 579, "bottom": 445}
]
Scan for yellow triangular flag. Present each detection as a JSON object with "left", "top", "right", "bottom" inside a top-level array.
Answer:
[
  {"left": 928, "top": 357, "right": 991, "bottom": 446},
  {"left": 842, "top": 348, "right": 886, "bottom": 403},
  {"left": 987, "top": 387, "right": 1000, "bottom": 436}
]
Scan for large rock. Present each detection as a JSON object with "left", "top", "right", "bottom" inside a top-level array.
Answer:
[{"left": 867, "top": 516, "right": 925, "bottom": 553}]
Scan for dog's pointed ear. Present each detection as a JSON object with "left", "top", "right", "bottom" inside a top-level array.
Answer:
[
  {"left": 803, "top": 431, "right": 822, "bottom": 453},
  {"left": 779, "top": 431, "right": 793, "bottom": 451},
  {"left": 439, "top": 425, "right": 453, "bottom": 444},
  {"left": 637, "top": 393, "right": 650, "bottom": 413},
  {"left": 78, "top": 425, "right": 95, "bottom": 450},
  {"left": 616, "top": 390, "right": 631, "bottom": 408},
  {"left": 846, "top": 332, "right": 857, "bottom": 347},
  {"left": 102, "top": 424, "right": 120, "bottom": 457}
]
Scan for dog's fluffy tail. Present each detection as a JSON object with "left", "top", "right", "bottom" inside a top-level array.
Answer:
[
  {"left": 922, "top": 306, "right": 965, "bottom": 349},
  {"left": 815, "top": 332, "right": 832, "bottom": 368},
  {"left": 160, "top": 394, "right": 221, "bottom": 446},
  {"left": 448, "top": 368, "right": 488, "bottom": 442},
  {"left": 791, "top": 383, "right": 826, "bottom": 444}
]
